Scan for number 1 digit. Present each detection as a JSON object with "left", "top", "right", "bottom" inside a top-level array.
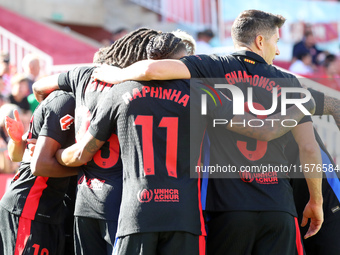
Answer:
[{"left": 135, "top": 116, "right": 178, "bottom": 178}]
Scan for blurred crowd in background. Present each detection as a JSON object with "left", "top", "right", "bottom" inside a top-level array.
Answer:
[
  {"left": 289, "top": 24, "right": 340, "bottom": 90},
  {"left": 0, "top": 52, "right": 40, "bottom": 173}
]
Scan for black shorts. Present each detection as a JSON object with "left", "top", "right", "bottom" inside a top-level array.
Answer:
[
  {"left": 206, "top": 211, "right": 305, "bottom": 255},
  {"left": 301, "top": 216, "right": 340, "bottom": 255},
  {"left": 74, "top": 216, "right": 117, "bottom": 255},
  {"left": 0, "top": 206, "right": 65, "bottom": 255},
  {"left": 113, "top": 232, "right": 205, "bottom": 255}
]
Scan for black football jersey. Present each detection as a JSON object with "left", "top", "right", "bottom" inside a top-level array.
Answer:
[
  {"left": 181, "top": 51, "right": 312, "bottom": 216},
  {"left": 0, "top": 91, "right": 75, "bottom": 224},
  {"left": 88, "top": 79, "right": 234, "bottom": 237},
  {"left": 58, "top": 67, "right": 122, "bottom": 221}
]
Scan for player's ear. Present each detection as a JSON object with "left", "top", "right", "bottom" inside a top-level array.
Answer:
[{"left": 254, "top": 35, "right": 264, "bottom": 51}]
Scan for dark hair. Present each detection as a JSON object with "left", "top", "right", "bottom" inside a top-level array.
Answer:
[
  {"left": 304, "top": 31, "right": 314, "bottom": 38},
  {"left": 104, "top": 28, "right": 161, "bottom": 68},
  {"left": 323, "top": 54, "right": 336, "bottom": 68},
  {"left": 93, "top": 46, "right": 110, "bottom": 64},
  {"left": 297, "top": 51, "right": 311, "bottom": 61},
  {"left": 231, "top": 10, "right": 286, "bottom": 46},
  {"left": 197, "top": 29, "right": 214, "bottom": 39},
  {"left": 146, "top": 33, "right": 187, "bottom": 60}
]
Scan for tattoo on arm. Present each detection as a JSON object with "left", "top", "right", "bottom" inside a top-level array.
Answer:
[
  {"left": 229, "top": 104, "right": 308, "bottom": 141},
  {"left": 85, "top": 138, "right": 101, "bottom": 154},
  {"left": 324, "top": 96, "right": 340, "bottom": 130}
]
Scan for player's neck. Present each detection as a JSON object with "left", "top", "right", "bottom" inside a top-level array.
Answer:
[{"left": 235, "top": 45, "right": 263, "bottom": 59}]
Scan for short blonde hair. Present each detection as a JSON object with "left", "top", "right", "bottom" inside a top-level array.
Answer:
[{"left": 172, "top": 29, "right": 196, "bottom": 55}]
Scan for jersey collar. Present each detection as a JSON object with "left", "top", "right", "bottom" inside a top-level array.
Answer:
[{"left": 231, "top": 50, "right": 266, "bottom": 64}]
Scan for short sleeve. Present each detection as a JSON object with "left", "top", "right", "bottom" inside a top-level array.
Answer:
[
  {"left": 39, "top": 91, "right": 75, "bottom": 148},
  {"left": 308, "top": 88, "right": 324, "bottom": 116},
  {"left": 88, "top": 89, "right": 117, "bottom": 142},
  {"left": 180, "top": 54, "right": 227, "bottom": 81},
  {"left": 58, "top": 66, "right": 95, "bottom": 96}
]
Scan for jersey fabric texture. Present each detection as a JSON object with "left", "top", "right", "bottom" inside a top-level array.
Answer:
[
  {"left": 88, "top": 79, "right": 234, "bottom": 238},
  {"left": 58, "top": 66, "right": 122, "bottom": 221},
  {"left": 0, "top": 90, "right": 75, "bottom": 224},
  {"left": 181, "top": 51, "right": 312, "bottom": 216}
]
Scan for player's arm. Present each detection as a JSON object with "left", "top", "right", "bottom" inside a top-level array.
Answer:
[
  {"left": 56, "top": 131, "right": 105, "bottom": 167},
  {"left": 7, "top": 138, "right": 26, "bottom": 162},
  {"left": 228, "top": 106, "right": 314, "bottom": 141},
  {"left": 226, "top": 94, "right": 315, "bottom": 141},
  {"left": 31, "top": 136, "right": 78, "bottom": 177},
  {"left": 5, "top": 110, "right": 26, "bottom": 162},
  {"left": 292, "top": 122, "right": 323, "bottom": 239},
  {"left": 307, "top": 88, "right": 340, "bottom": 130},
  {"left": 33, "top": 74, "right": 60, "bottom": 102},
  {"left": 323, "top": 94, "right": 340, "bottom": 130},
  {"left": 92, "top": 60, "right": 191, "bottom": 84}
]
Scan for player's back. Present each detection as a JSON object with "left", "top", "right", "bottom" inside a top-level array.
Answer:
[
  {"left": 182, "top": 53, "right": 310, "bottom": 215},
  {"left": 58, "top": 66, "right": 122, "bottom": 221},
  {"left": 90, "top": 79, "right": 206, "bottom": 237}
]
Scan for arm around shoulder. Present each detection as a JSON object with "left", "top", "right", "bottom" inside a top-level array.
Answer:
[
  {"left": 92, "top": 60, "right": 191, "bottom": 84},
  {"left": 33, "top": 74, "right": 60, "bottom": 103},
  {"left": 56, "top": 131, "right": 105, "bottom": 167}
]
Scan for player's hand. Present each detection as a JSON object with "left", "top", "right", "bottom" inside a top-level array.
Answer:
[
  {"left": 5, "top": 110, "right": 24, "bottom": 143},
  {"left": 301, "top": 200, "right": 323, "bottom": 239},
  {"left": 92, "top": 64, "right": 122, "bottom": 84}
]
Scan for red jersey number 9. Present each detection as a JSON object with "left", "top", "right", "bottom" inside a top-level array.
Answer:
[{"left": 236, "top": 102, "right": 268, "bottom": 161}]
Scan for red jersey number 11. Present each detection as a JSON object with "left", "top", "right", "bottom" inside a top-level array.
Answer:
[{"left": 135, "top": 115, "right": 178, "bottom": 178}]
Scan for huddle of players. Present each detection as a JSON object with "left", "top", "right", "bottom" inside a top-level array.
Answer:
[{"left": 0, "top": 9, "right": 339, "bottom": 255}]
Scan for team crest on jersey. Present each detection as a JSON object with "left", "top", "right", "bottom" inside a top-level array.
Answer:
[{"left": 60, "top": 114, "right": 74, "bottom": 131}]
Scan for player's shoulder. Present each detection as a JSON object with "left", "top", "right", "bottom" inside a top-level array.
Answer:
[
  {"left": 72, "top": 65, "right": 96, "bottom": 75},
  {"left": 42, "top": 91, "right": 75, "bottom": 109},
  {"left": 182, "top": 54, "right": 227, "bottom": 64},
  {"left": 45, "top": 90, "right": 74, "bottom": 102},
  {"left": 119, "top": 79, "right": 190, "bottom": 88},
  {"left": 66, "top": 65, "right": 96, "bottom": 81},
  {"left": 269, "top": 64, "right": 297, "bottom": 80}
]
